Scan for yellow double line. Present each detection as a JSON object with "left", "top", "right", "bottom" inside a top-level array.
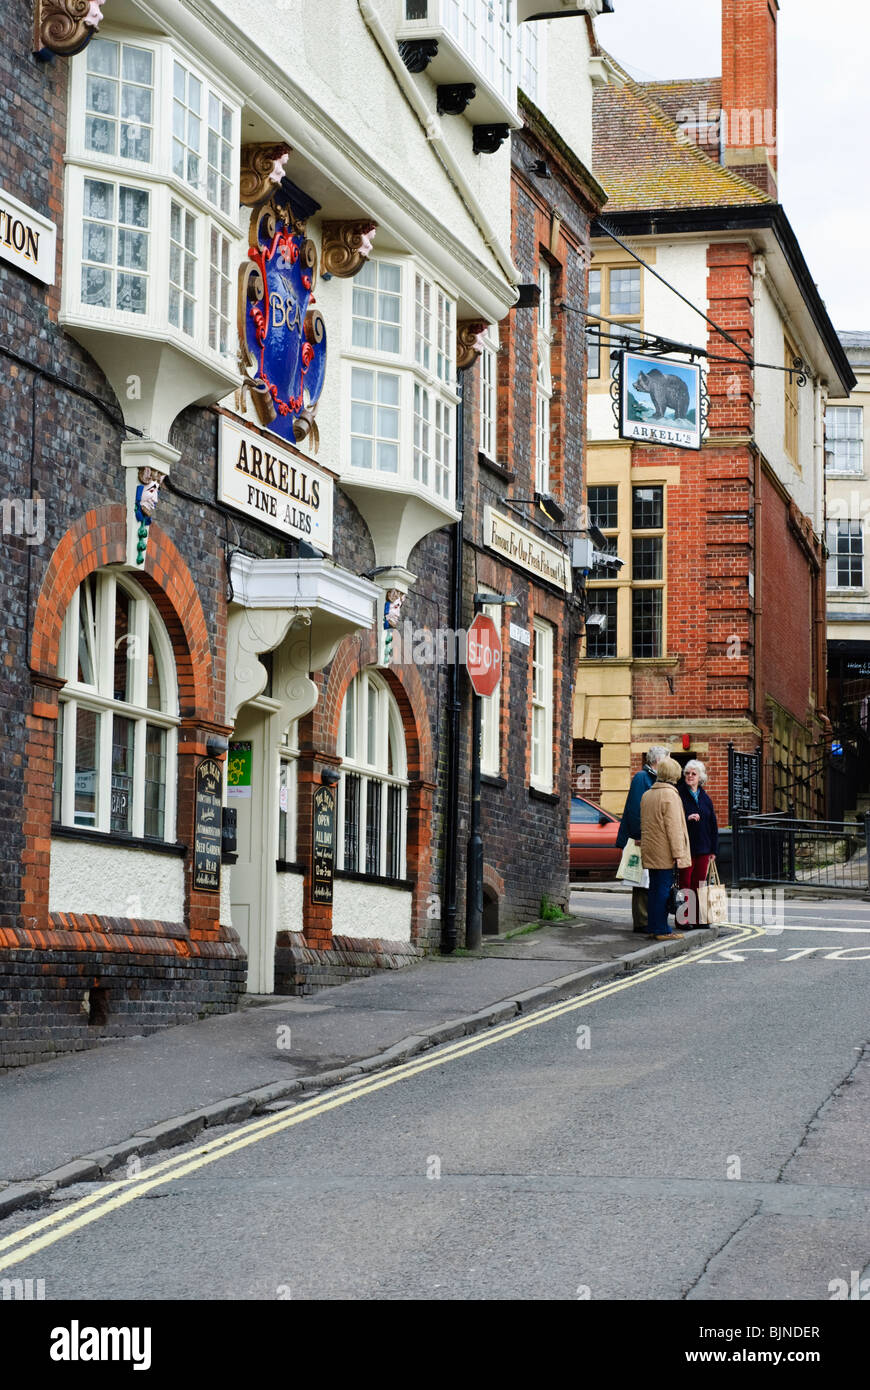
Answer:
[{"left": 0, "top": 924, "right": 762, "bottom": 1272}]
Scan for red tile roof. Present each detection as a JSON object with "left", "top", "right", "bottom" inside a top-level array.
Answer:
[{"left": 593, "top": 61, "right": 772, "bottom": 211}]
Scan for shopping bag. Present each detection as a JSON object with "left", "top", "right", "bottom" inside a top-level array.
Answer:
[
  {"left": 616, "top": 838, "right": 645, "bottom": 886},
  {"left": 698, "top": 860, "right": 728, "bottom": 925}
]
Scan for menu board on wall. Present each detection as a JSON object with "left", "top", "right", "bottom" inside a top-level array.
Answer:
[
  {"left": 311, "top": 784, "right": 336, "bottom": 905},
  {"left": 193, "top": 758, "right": 223, "bottom": 893}
]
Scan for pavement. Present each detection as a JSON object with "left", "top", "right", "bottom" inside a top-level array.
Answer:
[{"left": 0, "top": 884, "right": 723, "bottom": 1216}]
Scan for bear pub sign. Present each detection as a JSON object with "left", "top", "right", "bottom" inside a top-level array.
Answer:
[{"left": 617, "top": 351, "right": 702, "bottom": 451}]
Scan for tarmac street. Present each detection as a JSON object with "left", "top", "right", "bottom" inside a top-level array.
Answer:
[{"left": 1, "top": 903, "right": 867, "bottom": 1302}]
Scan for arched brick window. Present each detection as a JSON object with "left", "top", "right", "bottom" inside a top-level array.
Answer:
[
  {"left": 53, "top": 570, "right": 179, "bottom": 841},
  {"left": 337, "top": 669, "right": 408, "bottom": 880}
]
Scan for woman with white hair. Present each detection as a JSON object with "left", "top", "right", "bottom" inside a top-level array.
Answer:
[{"left": 677, "top": 759, "right": 720, "bottom": 926}]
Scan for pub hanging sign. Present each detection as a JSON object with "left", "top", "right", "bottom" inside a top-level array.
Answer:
[
  {"left": 193, "top": 758, "right": 223, "bottom": 893},
  {"left": 617, "top": 351, "right": 703, "bottom": 451}
]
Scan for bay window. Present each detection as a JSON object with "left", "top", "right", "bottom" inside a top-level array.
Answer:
[
  {"left": 344, "top": 256, "right": 458, "bottom": 505},
  {"left": 65, "top": 33, "right": 242, "bottom": 365},
  {"left": 54, "top": 572, "right": 179, "bottom": 842}
]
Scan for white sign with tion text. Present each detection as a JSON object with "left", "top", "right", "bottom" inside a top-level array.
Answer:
[{"left": 0, "top": 187, "right": 56, "bottom": 285}]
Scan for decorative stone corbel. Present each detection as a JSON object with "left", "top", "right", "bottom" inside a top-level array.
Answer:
[
  {"left": 320, "top": 221, "right": 378, "bottom": 279},
  {"left": 34, "top": 0, "right": 104, "bottom": 58},
  {"left": 121, "top": 439, "right": 179, "bottom": 570},
  {"left": 239, "top": 143, "right": 292, "bottom": 208},
  {"left": 457, "top": 320, "right": 489, "bottom": 371},
  {"left": 473, "top": 124, "right": 510, "bottom": 156},
  {"left": 226, "top": 606, "right": 313, "bottom": 724}
]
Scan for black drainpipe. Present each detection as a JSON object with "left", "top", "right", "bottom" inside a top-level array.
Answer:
[{"left": 441, "top": 372, "right": 465, "bottom": 953}]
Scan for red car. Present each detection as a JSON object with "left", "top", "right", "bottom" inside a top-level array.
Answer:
[{"left": 569, "top": 796, "right": 622, "bottom": 879}]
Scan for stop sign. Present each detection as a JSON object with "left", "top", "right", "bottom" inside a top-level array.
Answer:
[{"left": 467, "top": 614, "right": 502, "bottom": 697}]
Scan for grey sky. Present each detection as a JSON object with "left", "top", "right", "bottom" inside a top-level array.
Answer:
[{"left": 595, "top": 0, "right": 870, "bottom": 332}]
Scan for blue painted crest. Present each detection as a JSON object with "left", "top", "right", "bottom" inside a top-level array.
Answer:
[{"left": 240, "top": 196, "right": 327, "bottom": 450}]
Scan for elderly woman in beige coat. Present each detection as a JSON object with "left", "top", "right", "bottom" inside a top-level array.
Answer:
[{"left": 639, "top": 756, "right": 692, "bottom": 940}]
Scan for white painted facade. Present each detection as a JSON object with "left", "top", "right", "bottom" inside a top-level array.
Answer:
[
  {"left": 49, "top": 838, "right": 185, "bottom": 922},
  {"left": 277, "top": 871, "right": 305, "bottom": 937},
  {"left": 332, "top": 878, "right": 413, "bottom": 942}
]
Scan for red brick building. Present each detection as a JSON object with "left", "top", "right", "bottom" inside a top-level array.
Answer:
[{"left": 576, "top": 0, "right": 854, "bottom": 823}]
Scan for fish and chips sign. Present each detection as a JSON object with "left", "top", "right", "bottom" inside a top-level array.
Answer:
[
  {"left": 483, "top": 507, "right": 571, "bottom": 592},
  {"left": 619, "top": 351, "right": 702, "bottom": 451}
]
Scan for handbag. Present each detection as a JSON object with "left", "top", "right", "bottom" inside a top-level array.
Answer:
[
  {"left": 616, "top": 838, "right": 645, "bottom": 886},
  {"left": 697, "top": 860, "right": 728, "bottom": 926}
]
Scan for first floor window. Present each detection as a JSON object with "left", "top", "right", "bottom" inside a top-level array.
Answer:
[
  {"left": 586, "top": 587, "right": 617, "bottom": 659},
  {"left": 536, "top": 259, "right": 553, "bottom": 494},
  {"left": 479, "top": 322, "right": 499, "bottom": 460},
  {"left": 337, "top": 671, "right": 408, "bottom": 880},
  {"left": 350, "top": 368, "right": 400, "bottom": 472},
  {"left": 169, "top": 200, "right": 197, "bottom": 336},
  {"left": 826, "top": 406, "right": 863, "bottom": 474},
  {"left": 632, "top": 484, "right": 665, "bottom": 657},
  {"left": 531, "top": 620, "right": 554, "bottom": 793},
  {"left": 54, "top": 571, "right": 178, "bottom": 841},
  {"left": 827, "top": 521, "right": 864, "bottom": 589},
  {"left": 82, "top": 177, "right": 150, "bottom": 314}
]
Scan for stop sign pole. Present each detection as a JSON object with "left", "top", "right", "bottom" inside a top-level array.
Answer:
[{"left": 466, "top": 597, "right": 513, "bottom": 951}]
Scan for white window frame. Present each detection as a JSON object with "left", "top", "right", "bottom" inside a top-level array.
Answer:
[
  {"left": 479, "top": 321, "right": 499, "bottom": 461},
  {"left": 531, "top": 619, "right": 554, "bottom": 793},
  {"left": 336, "top": 671, "right": 409, "bottom": 881},
  {"left": 278, "top": 722, "right": 299, "bottom": 864},
  {"left": 825, "top": 406, "right": 864, "bottom": 476},
  {"left": 55, "top": 571, "right": 179, "bottom": 843},
  {"left": 517, "top": 19, "right": 547, "bottom": 106},
  {"left": 343, "top": 253, "right": 460, "bottom": 506},
  {"left": 826, "top": 520, "right": 864, "bottom": 591},
  {"left": 65, "top": 30, "right": 243, "bottom": 366},
  {"left": 480, "top": 603, "right": 502, "bottom": 777},
  {"left": 442, "top": 0, "right": 516, "bottom": 107},
  {"left": 536, "top": 260, "right": 553, "bottom": 495}
]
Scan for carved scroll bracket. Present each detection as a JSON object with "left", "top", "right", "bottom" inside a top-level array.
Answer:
[
  {"left": 34, "top": 0, "right": 104, "bottom": 58},
  {"left": 240, "top": 143, "right": 292, "bottom": 208},
  {"left": 320, "top": 221, "right": 378, "bottom": 279},
  {"left": 457, "top": 320, "right": 490, "bottom": 371}
]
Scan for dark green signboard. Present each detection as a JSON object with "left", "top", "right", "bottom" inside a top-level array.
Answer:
[{"left": 311, "top": 784, "right": 336, "bottom": 905}]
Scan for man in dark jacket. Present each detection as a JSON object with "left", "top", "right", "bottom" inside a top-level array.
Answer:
[{"left": 617, "top": 746, "right": 670, "bottom": 932}]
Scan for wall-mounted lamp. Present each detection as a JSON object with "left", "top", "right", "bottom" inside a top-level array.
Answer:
[{"left": 320, "top": 768, "right": 341, "bottom": 786}]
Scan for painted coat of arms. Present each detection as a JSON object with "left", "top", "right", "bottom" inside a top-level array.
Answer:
[{"left": 239, "top": 192, "right": 327, "bottom": 450}]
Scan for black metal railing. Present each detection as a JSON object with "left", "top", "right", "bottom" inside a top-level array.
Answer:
[{"left": 733, "top": 810, "right": 870, "bottom": 891}]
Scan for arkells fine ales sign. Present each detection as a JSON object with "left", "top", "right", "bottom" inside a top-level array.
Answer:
[
  {"left": 218, "top": 417, "right": 334, "bottom": 553},
  {"left": 193, "top": 758, "right": 223, "bottom": 893},
  {"left": 311, "top": 784, "right": 336, "bottom": 905}
]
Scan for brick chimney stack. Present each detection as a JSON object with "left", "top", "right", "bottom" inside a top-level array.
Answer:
[{"left": 721, "top": 0, "right": 779, "bottom": 198}]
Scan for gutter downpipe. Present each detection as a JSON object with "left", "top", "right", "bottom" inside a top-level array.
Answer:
[
  {"left": 357, "top": 0, "right": 522, "bottom": 290},
  {"left": 442, "top": 372, "right": 465, "bottom": 954}
]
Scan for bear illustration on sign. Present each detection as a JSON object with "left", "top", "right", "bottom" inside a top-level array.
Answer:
[{"left": 634, "top": 368, "right": 691, "bottom": 422}]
